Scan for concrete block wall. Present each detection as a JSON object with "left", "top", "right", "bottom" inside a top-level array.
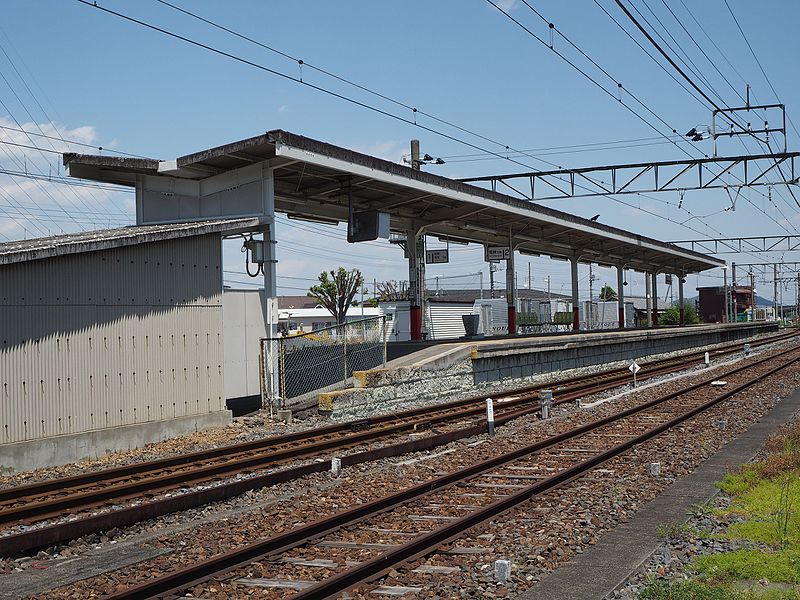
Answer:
[
  {"left": 317, "top": 323, "right": 778, "bottom": 419},
  {"left": 471, "top": 323, "right": 778, "bottom": 385}
]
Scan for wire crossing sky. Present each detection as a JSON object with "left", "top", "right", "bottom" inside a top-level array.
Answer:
[{"left": 1, "top": 0, "right": 799, "bottom": 300}]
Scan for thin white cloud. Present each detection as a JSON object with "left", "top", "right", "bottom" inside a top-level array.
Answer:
[{"left": 0, "top": 117, "right": 133, "bottom": 241}]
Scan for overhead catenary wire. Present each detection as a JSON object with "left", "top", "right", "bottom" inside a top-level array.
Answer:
[
  {"left": 619, "top": 0, "right": 800, "bottom": 222},
  {"left": 580, "top": 0, "right": 797, "bottom": 233},
  {"left": 490, "top": 0, "right": 796, "bottom": 244},
  {"left": 71, "top": 0, "right": 791, "bottom": 271},
  {"left": 611, "top": 0, "right": 800, "bottom": 220},
  {"left": 0, "top": 55, "right": 127, "bottom": 220},
  {"left": 78, "top": 0, "right": 565, "bottom": 174},
  {"left": 152, "top": 0, "right": 564, "bottom": 171},
  {"left": 722, "top": 0, "right": 800, "bottom": 142}
]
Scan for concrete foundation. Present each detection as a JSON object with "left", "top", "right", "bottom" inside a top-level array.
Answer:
[{"left": 0, "top": 410, "right": 232, "bottom": 474}]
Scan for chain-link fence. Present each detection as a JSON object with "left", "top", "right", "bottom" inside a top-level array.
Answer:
[{"left": 260, "top": 316, "right": 387, "bottom": 412}]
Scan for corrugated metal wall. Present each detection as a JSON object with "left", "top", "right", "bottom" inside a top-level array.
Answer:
[
  {"left": 427, "top": 304, "right": 471, "bottom": 340},
  {"left": 0, "top": 235, "right": 225, "bottom": 444}
]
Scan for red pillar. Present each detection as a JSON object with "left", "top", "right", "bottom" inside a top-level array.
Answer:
[
  {"left": 508, "top": 305, "right": 517, "bottom": 335},
  {"left": 410, "top": 305, "right": 422, "bottom": 341},
  {"left": 618, "top": 306, "right": 625, "bottom": 329},
  {"left": 572, "top": 306, "right": 580, "bottom": 331},
  {"left": 652, "top": 308, "right": 658, "bottom": 327}
]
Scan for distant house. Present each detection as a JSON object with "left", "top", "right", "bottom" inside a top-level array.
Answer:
[
  {"left": 697, "top": 286, "right": 755, "bottom": 323},
  {"left": 380, "top": 288, "right": 571, "bottom": 341}
]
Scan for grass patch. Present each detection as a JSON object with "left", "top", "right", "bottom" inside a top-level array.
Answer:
[
  {"left": 693, "top": 548, "right": 800, "bottom": 585},
  {"left": 639, "top": 579, "right": 731, "bottom": 599},
  {"left": 645, "top": 422, "right": 800, "bottom": 597},
  {"left": 639, "top": 579, "right": 800, "bottom": 599},
  {"left": 716, "top": 468, "right": 800, "bottom": 547}
]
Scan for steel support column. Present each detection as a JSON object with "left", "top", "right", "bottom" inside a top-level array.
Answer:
[
  {"left": 678, "top": 273, "right": 685, "bottom": 325},
  {"left": 617, "top": 265, "right": 625, "bottom": 328},
  {"left": 506, "top": 236, "right": 516, "bottom": 336},
  {"left": 262, "top": 165, "right": 279, "bottom": 407},
  {"left": 651, "top": 272, "right": 659, "bottom": 327},
  {"left": 408, "top": 228, "right": 425, "bottom": 341},
  {"left": 645, "top": 273, "right": 652, "bottom": 328},
  {"left": 724, "top": 267, "right": 730, "bottom": 323},
  {"left": 570, "top": 256, "right": 580, "bottom": 331}
]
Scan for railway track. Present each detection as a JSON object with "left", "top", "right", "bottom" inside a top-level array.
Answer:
[
  {"left": 103, "top": 342, "right": 800, "bottom": 600},
  {"left": 0, "top": 331, "right": 794, "bottom": 557}
]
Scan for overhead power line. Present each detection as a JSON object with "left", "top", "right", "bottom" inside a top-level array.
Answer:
[
  {"left": 0, "top": 123, "right": 147, "bottom": 158},
  {"left": 78, "top": 0, "right": 565, "bottom": 173},
  {"left": 722, "top": 0, "right": 800, "bottom": 142}
]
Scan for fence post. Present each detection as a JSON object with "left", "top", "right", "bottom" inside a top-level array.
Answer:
[
  {"left": 278, "top": 338, "right": 287, "bottom": 410},
  {"left": 258, "top": 338, "right": 268, "bottom": 414},
  {"left": 343, "top": 321, "right": 349, "bottom": 381},
  {"left": 382, "top": 315, "right": 388, "bottom": 367}
]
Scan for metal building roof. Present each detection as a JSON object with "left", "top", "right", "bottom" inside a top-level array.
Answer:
[
  {"left": 63, "top": 129, "right": 724, "bottom": 274},
  {"left": 0, "top": 218, "right": 261, "bottom": 265}
]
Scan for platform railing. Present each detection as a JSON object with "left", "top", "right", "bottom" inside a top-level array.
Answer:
[{"left": 260, "top": 316, "right": 388, "bottom": 412}]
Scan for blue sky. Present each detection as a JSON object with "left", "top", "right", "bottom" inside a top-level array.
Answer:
[{"left": 1, "top": 0, "right": 799, "bottom": 302}]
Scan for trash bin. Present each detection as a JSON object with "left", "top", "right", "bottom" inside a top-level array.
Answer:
[{"left": 462, "top": 314, "right": 480, "bottom": 337}]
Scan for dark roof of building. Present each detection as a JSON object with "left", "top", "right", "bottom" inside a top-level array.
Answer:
[
  {"left": 0, "top": 218, "right": 262, "bottom": 266},
  {"left": 278, "top": 295, "right": 318, "bottom": 309},
  {"left": 63, "top": 129, "right": 724, "bottom": 274}
]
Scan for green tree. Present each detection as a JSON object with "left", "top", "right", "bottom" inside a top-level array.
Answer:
[
  {"left": 308, "top": 267, "right": 364, "bottom": 324},
  {"left": 659, "top": 302, "right": 699, "bottom": 325},
  {"left": 599, "top": 285, "right": 617, "bottom": 301}
]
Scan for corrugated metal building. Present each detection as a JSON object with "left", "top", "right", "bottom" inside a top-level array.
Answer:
[{"left": 0, "top": 218, "right": 261, "bottom": 472}]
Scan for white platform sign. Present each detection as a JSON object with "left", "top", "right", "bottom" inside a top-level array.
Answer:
[
  {"left": 484, "top": 246, "right": 510, "bottom": 261},
  {"left": 425, "top": 249, "right": 450, "bottom": 264}
]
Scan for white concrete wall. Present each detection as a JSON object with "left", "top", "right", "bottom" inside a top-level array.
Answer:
[{"left": 222, "top": 289, "right": 266, "bottom": 401}]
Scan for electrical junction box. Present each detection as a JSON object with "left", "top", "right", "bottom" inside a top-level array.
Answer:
[
  {"left": 247, "top": 239, "right": 265, "bottom": 264},
  {"left": 348, "top": 210, "right": 390, "bottom": 243}
]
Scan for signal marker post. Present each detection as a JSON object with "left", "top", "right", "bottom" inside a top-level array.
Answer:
[
  {"left": 486, "top": 398, "right": 495, "bottom": 436},
  {"left": 630, "top": 361, "right": 641, "bottom": 387}
]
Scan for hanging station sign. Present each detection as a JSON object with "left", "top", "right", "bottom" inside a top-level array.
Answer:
[
  {"left": 484, "top": 246, "right": 510, "bottom": 262},
  {"left": 425, "top": 249, "right": 450, "bottom": 264}
]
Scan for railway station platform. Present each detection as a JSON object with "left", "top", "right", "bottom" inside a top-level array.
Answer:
[{"left": 317, "top": 322, "right": 778, "bottom": 418}]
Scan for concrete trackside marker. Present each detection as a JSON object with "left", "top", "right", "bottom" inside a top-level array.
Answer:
[
  {"left": 495, "top": 559, "right": 511, "bottom": 584},
  {"left": 704, "top": 351, "right": 710, "bottom": 367},
  {"left": 331, "top": 457, "right": 342, "bottom": 477},
  {"left": 539, "top": 390, "right": 553, "bottom": 420},
  {"left": 486, "top": 398, "right": 495, "bottom": 436}
]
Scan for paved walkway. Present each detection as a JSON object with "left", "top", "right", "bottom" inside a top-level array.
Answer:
[{"left": 516, "top": 388, "right": 800, "bottom": 600}]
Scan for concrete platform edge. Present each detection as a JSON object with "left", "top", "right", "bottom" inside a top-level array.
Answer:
[{"left": 514, "top": 388, "right": 800, "bottom": 600}]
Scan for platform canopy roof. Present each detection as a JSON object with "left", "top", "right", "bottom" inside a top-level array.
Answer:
[{"left": 64, "top": 130, "right": 724, "bottom": 274}]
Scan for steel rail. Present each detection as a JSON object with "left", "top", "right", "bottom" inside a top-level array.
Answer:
[
  {"left": 100, "top": 346, "right": 800, "bottom": 600},
  {"left": 5, "top": 329, "right": 788, "bottom": 507},
  {"left": 296, "top": 351, "right": 800, "bottom": 600},
  {"left": 0, "top": 331, "right": 792, "bottom": 556}
]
